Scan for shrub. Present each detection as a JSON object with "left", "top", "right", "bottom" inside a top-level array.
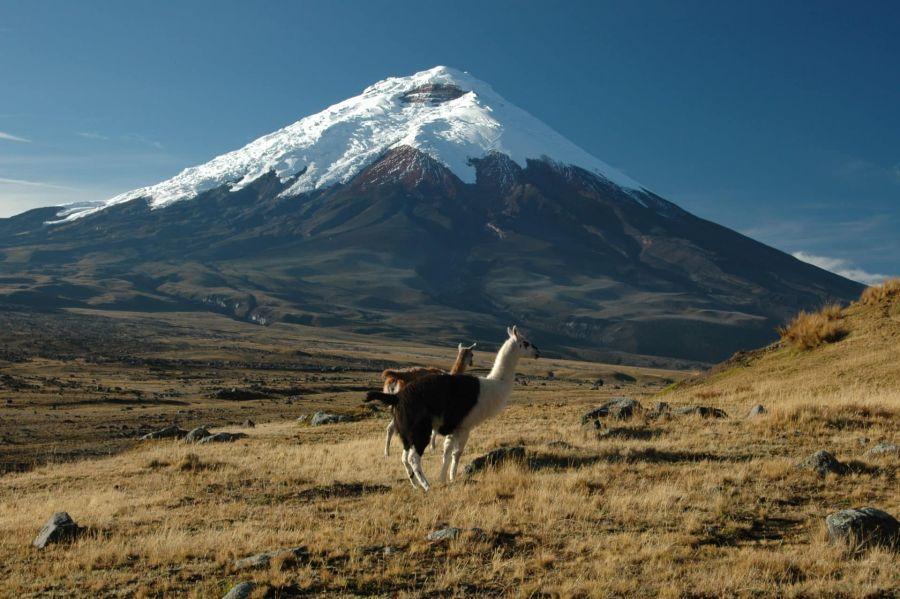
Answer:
[
  {"left": 860, "top": 278, "right": 900, "bottom": 305},
  {"left": 778, "top": 303, "right": 846, "bottom": 350}
]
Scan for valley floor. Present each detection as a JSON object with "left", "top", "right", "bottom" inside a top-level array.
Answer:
[{"left": 0, "top": 309, "right": 896, "bottom": 597}]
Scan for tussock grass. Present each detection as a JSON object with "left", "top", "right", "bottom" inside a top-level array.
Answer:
[
  {"left": 861, "top": 277, "right": 900, "bottom": 305},
  {"left": 778, "top": 302, "right": 846, "bottom": 349}
]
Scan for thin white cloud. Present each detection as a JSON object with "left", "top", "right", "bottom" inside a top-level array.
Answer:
[
  {"left": 0, "top": 130, "right": 30, "bottom": 143},
  {"left": 0, "top": 176, "right": 74, "bottom": 190},
  {"left": 76, "top": 131, "right": 110, "bottom": 141},
  {"left": 123, "top": 133, "right": 164, "bottom": 150},
  {"left": 793, "top": 251, "right": 890, "bottom": 286}
]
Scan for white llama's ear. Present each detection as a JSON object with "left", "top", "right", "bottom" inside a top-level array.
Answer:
[
  {"left": 507, "top": 326, "right": 515, "bottom": 338},
  {"left": 467, "top": 342, "right": 477, "bottom": 350},
  {"left": 512, "top": 325, "right": 520, "bottom": 338},
  {"left": 458, "top": 342, "right": 464, "bottom": 351}
]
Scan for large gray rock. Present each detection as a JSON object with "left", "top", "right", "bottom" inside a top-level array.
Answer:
[
  {"left": 581, "top": 398, "right": 642, "bottom": 424},
  {"left": 310, "top": 412, "right": 350, "bottom": 426},
  {"left": 233, "top": 546, "right": 308, "bottom": 570},
  {"left": 222, "top": 581, "right": 255, "bottom": 599},
  {"left": 184, "top": 427, "right": 211, "bottom": 443},
  {"left": 826, "top": 507, "right": 899, "bottom": 550},
  {"left": 798, "top": 450, "right": 848, "bottom": 477},
  {"left": 198, "top": 432, "right": 248, "bottom": 444},
  {"left": 426, "top": 527, "right": 461, "bottom": 542},
  {"left": 141, "top": 425, "right": 188, "bottom": 440},
  {"left": 867, "top": 442, "right": 898, "bottom": 456},
  {"left": 464, "top": 446, "right": 526, "bottom": 476},
  {"left": 33, "top": 512, "right": 80, "bottom": 548},
  {"left": 747, "top": 404, "right": 766, "bottom": 417},
  {"left": 673, "top": 405, "right": 728, "bottom": 418}
]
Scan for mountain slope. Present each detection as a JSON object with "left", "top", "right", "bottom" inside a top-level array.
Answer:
[{"left": 0, "top": 67, "right": 864, "bottom": 365}]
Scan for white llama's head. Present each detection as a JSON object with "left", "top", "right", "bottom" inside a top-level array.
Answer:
[{"left": 506, "top": 325, "right": 540, "bottom": 359}]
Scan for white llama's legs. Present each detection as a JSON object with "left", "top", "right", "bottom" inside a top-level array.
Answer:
[
  {"left": 439, "top": 435, "right": 454, "bottom": 483},
  {"left": 408, "top": 450, "right": 430, "bottom": 491},
  {"left": 448, "top": 429, "right": 470, "bottom": 482},
  {"left": 400, "top": 448, "right": 416, "bottom": 488},
  {"left": 384, "top": 419, "right": 396, "bottom": 456},
  {"left": 430, "top": 430, "right": 437, "bottom": 451}
]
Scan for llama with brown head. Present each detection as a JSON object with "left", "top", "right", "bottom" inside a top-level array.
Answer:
[{"left": 382, "top": 342, "right": 475, "bottom": 456}]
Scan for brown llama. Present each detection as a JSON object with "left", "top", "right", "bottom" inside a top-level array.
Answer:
[{"left": 382, "top": 342, "right": 476, "bottom": 456}]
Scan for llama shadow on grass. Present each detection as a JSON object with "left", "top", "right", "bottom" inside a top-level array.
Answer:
[{"left": 296, "top": 481, "right": 391, "bottom": 501}]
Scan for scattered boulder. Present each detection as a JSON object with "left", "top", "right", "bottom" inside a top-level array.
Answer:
[
  {"left": 748, "top": 404, "right": 766, "bottom": 417},
  {"left": 464, "top": 446, "right": 526, "bottom": 476},
  {"left": 296, "top": 414, "right": 308, "bottom": 423},
  {"left": 647, "top": 401, "right": 671, "bottom": 419},
  {"left": 591, "top": 378, "right": 604, "bottom": 389},
  {"left": 233, "top": 546, "right": 308, "bottom": 570},
  {"left": 242, "top": 419, "right": 256, "bottom": 428},
  {"left": 867, "top": 442, "right": 898, "bottom": 456},
  {"left": 673, "top": 406, "right": 728, "bottom": 418},
  {"left": 140, "top": 425, "right": 188, "bottom": 440},
  {"left": 798, "top": 450, "right": 849, "bottom": 477},
  {"left": 426, "top": 527, "right": 461, "bottom": 542},
  {"left": 581, "top": 398, "right": 642, "bottom": 425},
  {"left": 184, "top": 427, "right": 211, "bottom": 443},
  {"left": 33, "top": 512, "right": 80, "bottom": 548},
  {"left": 310, "top": 412, "right": 350, "bottom": 426},
  {"left": 826, "top": 507, "right": 899, "bottom": 550},
  {"left": 198, "top": 432, "right": 248, "bottom": 444},
  {"left": 222, "top": 581, "right": 255, "bottom": 599}
]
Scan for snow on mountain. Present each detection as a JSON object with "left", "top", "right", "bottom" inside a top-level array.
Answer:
[{"left": 58, "top": 66, "right": 645, "bottom": 222}]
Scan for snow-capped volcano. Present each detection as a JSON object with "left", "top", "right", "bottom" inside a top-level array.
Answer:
[{"left": 59, "top": 66, "right": 643, "bottom": 221}]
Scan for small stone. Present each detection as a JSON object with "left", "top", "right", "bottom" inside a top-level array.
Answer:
[
  {"left": 464, "top": 446, "right": 526, "bottom": 476},
  {"left": 233, "top": 546, "right": 308, "bottom": 570},
  {"left": 222, "top": 582, "right": 255, "bottom": 599},
  {"left": 426, "top": 527, "right": 461, "bottom": 542},
  {"left": 590, "top": 378, "right": 604, "bottom": 389},
  {"left": 748, "top": 404, "right": 766, "bottom": 417},
  {"left": 580, "top": 398, "right": 642, "bottom": 424},
  {"left": 826, "top": 507, "right": 899, "bottom": 550},
  {"left": 242, "top": 419, "right": 256, "bottom": 428},
  {"left": 198, "top": 432, "right": 248, "bottom": 444},
  {"left": 184, "top": 427, "right": 211, "bottom": 443},
  {"left": 797, "top": 450, "right": 848, "bottom": 477},
  {"left": 296, "top": 414, "right": 307, "bottom": 423},
  {"left": 673, "top": 406, "right": 728, "bottom": 418},
  {"left": 867, "top": 442, "right": 898, "bottom": 456},
  {"left": 647, "top": 401, "right": 671, "bottom": 419},
  {"left": 141, "top": 424, "right": 188, "bottom": 440},
  {"left": 33, "top": 512, "right": 80, "bottom": 548},
  {"left": 310, "top": 412, "right": 349, "bottom": 426}
]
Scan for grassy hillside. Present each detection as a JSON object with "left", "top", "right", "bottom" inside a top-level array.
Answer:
[
  {"left": 0, "top": 285, "right": 896, "bottom": 596},
  {"left": 667, "top": 278, "right": 900, "bottom": 414}
]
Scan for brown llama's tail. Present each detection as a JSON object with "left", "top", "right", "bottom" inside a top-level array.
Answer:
[{"left": 365, "top": 391, "right": 398, "bottom": 406}]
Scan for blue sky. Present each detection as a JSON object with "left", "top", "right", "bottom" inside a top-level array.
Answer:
[{"left": 0, "top": 0, "right": 897, "bottom": 280}]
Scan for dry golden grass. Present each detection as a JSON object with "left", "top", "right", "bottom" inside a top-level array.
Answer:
[
  {"left": 778, "top": 302, "right": 846, "bottom": 350},
  {"left": 0, "top": 305, "right": 897, "bottom": 597},
  {"left": 860, "top": 277, "right": 900, "bottom": 305}
]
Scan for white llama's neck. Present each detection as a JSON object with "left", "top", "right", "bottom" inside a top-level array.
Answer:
[{"left": 487, "top": 338, "right": 520, "bottom": 382}]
